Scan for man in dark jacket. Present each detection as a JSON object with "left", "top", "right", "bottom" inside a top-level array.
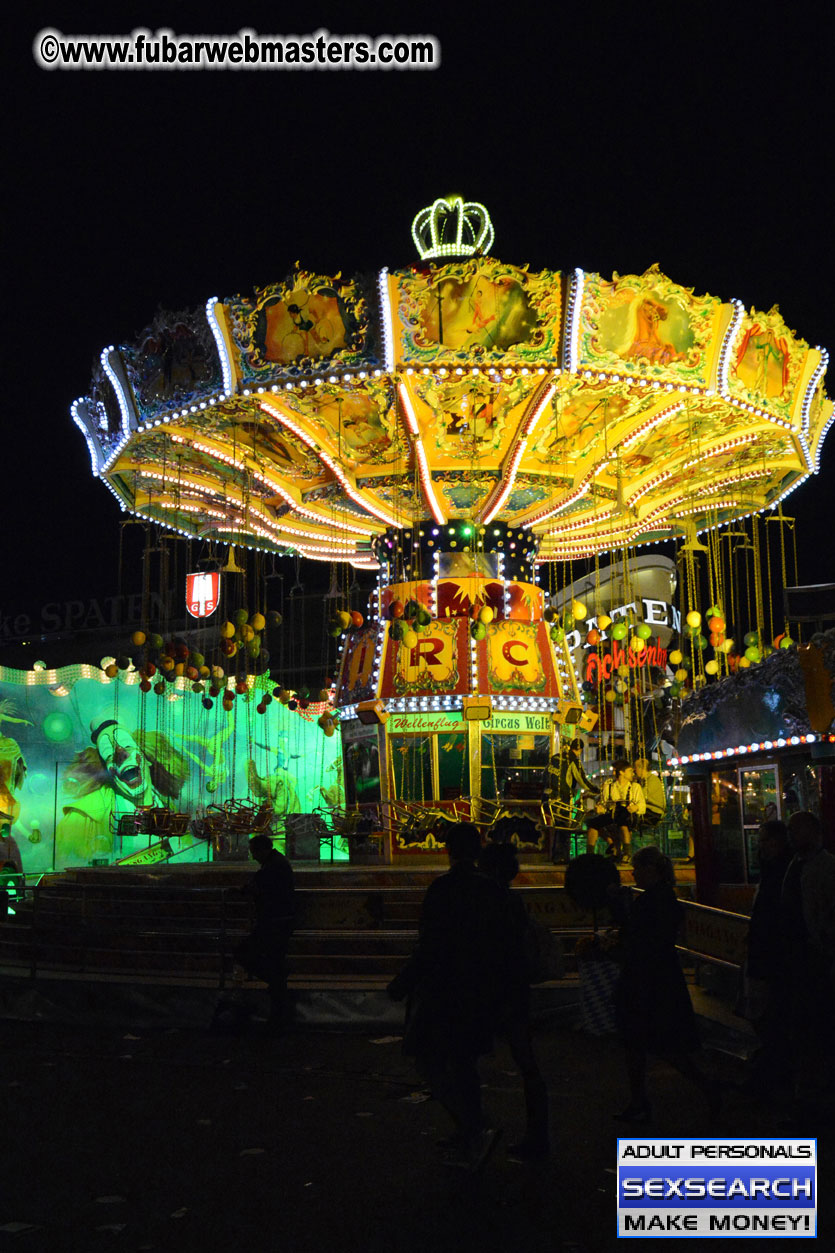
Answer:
[
  {"left": 235, "top": 833, "right": 296, "bottom": 1030},
  {"left": 388, "top": 823, "right": 509, "bottom": 1170},
  {"left": 742, "top": 820, "right": 793, "bottom": 1091}
]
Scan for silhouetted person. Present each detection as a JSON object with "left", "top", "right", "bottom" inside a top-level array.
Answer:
[
  {"left": 235, "top": 833, "right": 296, "bottom": 1031},
  {"left": 387, "top": 823, "right": 507, "bottom": 1170},
  {"left": 611, "top": 845, "right": 718, "bottom": 1123},
  {"left": 544, "top": 738, "right": 598, "bottom": 864},
  {"left": 478, "top": 840, "right": 550, "bottom": 1161},
  {"left": 779, "top": 811, "right": 835, "bottom": 1115},
  {"left": 742, "top": 820, "right": 793, "bottom": 1092}
]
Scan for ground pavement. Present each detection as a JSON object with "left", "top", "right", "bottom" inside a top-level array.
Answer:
[{"left": 1, "top": 1008, "right": 829, "bottom": 1252}]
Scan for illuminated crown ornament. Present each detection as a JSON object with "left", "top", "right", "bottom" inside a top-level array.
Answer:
[{"left": 411, "top": 196, "right": 494, "bottom": 261}]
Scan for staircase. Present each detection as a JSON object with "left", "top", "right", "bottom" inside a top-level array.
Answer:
[{"left": 0, "top": 864, "right": 595, "bottom": 993}]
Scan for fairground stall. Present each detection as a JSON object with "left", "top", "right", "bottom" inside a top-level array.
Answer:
[
  {"left": 668, "top": 627, "right": 835, "bottom": 911},
  {"left": 3, "top": 195, "right": 831, "bottom": 876}
]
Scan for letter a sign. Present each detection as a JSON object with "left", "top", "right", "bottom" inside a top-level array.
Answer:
[{"left": 186, "top": 571, "right": 220, "bottom": 618}]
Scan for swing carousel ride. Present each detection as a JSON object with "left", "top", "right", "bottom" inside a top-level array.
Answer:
[{"left": 6, "top": 195, "right": 831, "bottom": 870}]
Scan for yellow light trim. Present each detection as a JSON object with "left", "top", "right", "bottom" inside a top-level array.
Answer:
[
  {"left": 397, "top": 382, "right": 446, "bottom": 525},
  {"left": 481, "top": 379, "right": 556, "bottom": 525},
  {"left": 523, "top": 470, "right": 595, "bottom": 528},
  {"left": 259, "top": 400, "right": 400, "bottom": 529},
  {"left": 680, "top": 433, "right": 759, "bottom": 470},
  {"left": 168, "top": 431, "right": 378, "bottom": 536},
  {"left": 620, "top": 402, "right": 685, "bottom": 450}
]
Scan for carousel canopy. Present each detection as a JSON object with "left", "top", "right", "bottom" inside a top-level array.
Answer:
[{"left": 73, "top": 197, "right": 832, "bottom": 568}]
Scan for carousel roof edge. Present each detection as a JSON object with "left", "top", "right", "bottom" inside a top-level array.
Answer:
[{"left": 675, "top": 627, "right": 835, "bottom": 758}]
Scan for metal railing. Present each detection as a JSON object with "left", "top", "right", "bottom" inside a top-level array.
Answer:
[
  {"left": 8, "top": 880, "right": 245, "bottom": 987},
  {"left": 2, "top": 879, "right": 749, "bottom": 996}
]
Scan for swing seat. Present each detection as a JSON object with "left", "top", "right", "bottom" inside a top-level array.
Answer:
[
  {"left": 111, "top": 812, "right": 142, "bottom": 839},
  {"left": 285, "top": 811, "right": 330, "bottom": 859}
]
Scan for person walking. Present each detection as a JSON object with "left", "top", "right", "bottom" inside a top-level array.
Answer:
[
  {"left": 740, "top": 820, "right": 793, "bottom": 1092},
  {"left": 234, "top": 833, "right": 296, "bottom": 1032},
  {"left": 387, "top": 823, "right": 509, "bottom": 1171},
  {"left": 610, "top": 845, "right": 719, "bottom": 1123},
  {"left": 778, "top": 811, "right": 835, "bottom": 1117},
  {"left": 478, "top": 840, "right": 550, "bottom": 1161}
]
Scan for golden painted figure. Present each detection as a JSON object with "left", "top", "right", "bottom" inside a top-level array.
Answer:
[
  {"left": 614, "top": 295, "right": 687, "bottom": 366},
  {"left": 263, "top": 290, "right": 347, "bottom": 363},
  {"left": 734, "top": 324, "right": 789, "bottom": 397},
  {"left": 420, "top": 271, "right": 535, "bottom": 351}
]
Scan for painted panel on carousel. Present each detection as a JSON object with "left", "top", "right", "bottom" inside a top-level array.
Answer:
[
  {"left": 618, "top": 397, "right": 728, "bottom": 478},
  {"left": 284, "top": 379, "right": 403, "bottom": 469},
  {"left": 391, "top": 259, "right": 563, "bottom": 365},
  {"left": 725, "top": 306, "right": 811, "bottom": 424},
  {"left": 578, "top": 268, "right": 725, "bottom": 386},
  {"left": 483, "top": 622, "right": 553, "bottom": 695},
  {"left": 357, "top": 473, "right": 423, "bottom": 520},
  {"left": 121, "top": 308, "right": 223, "bottom": 421},
  {"left": 620, "top": 402, "right": 790, "bottom": 514},
  {"left": 408, "top": 372, "right": 539, "bottom": 465},
  {"left": 0, "top": 675, "right": 342, "bottom": 874},
  {"left": 435, "top": 474, "right": 499, "bottom": 520},
  {"left": 809, "top": 383, "right": 834, "bottom": 463},
  {"left": 497, "top": 478, "right": 553, "bottom": 523},
  {"left": 432, "top": 578, "right": 542, "bottom": 622},
  {"left": 132, "top": 398, "right": 327, "bottom": 494},
  {"left": 523, "top": 382, "right": 645, "bottom": 476},
  {"left": 682, "top": 424, "right": 780, "bottom": 493},
  {"left": 226, "top": 269, "right": 372, "bottom": 381},
  {"left": 504, "top": 582, "right": 543, "bottom": 622},
  {"left": 380, "top": 619, "right": 467, "bottom": 697},
  {"left": 336, "top": 626, "right": 381, "bottom": 705},
  {"left": 226, "top": 401, "right": 325, "bottom": 483},
  {"left": 435, "top": 578, "right": 505, "bottom": 620}
]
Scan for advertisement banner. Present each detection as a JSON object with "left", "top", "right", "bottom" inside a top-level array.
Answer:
[{"left": 617, "top": 1139, "right": 816, "bottom": 1238}]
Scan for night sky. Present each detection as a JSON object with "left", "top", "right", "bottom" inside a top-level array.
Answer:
[{"left": 7, "top": 3, "right": 833, "bottom": 630}]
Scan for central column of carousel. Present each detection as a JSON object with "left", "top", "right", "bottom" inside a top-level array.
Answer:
[{"left": 333, "top": 521, "right": 592, "bottom": 862}]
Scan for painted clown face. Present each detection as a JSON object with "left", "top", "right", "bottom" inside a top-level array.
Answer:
[{"left": 96, "top": 725, "right": 152, "bottom": 804}]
